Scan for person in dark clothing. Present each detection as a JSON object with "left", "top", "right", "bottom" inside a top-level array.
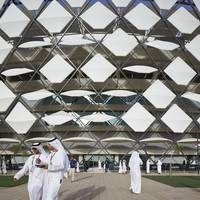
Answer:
[
  {"left": 105, "top": 158, "right": 110, "bottom": 172},
  {"left": 69, "top": 156, "right": 77, "bottom": 182}
]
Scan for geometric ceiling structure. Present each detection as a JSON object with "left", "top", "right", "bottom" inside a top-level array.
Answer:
[
  {"left": 0, "top": 0, "right": 200, "bottom": 157},
  {"left": 1, "top": 68, "right": 33, "bottom": 76},
  {"left": 164, "top": 57, "right": 196, "bottom": 85},
  {"left": 0, "top": 81, "right": 15, "bottom": 112},
  {"left": 42, "top": 111, "right": 74, "bottom": 126},
  {"left": 145, "top": 40, "right": 179, "bottom": 51},
  {"left": 124, "top": 3, "right": 160, "bottom": 30},
  {"left": 161, "top": 104, "right": 193, "bottom": 133},
  {"left": 186, "top": 35, "right": 200, "bottom": 61},
  {"left": 182, "top": 92, "right": 200, "bottom": 104},
  {"left": 5, "top": 102, "right": 36, "bottom": 134},
  {"left": 67, "top": 0, "right": 86, "bottom": 7},
  {"left": 0, "top": 36, "right": 13, "bottom": 64},
  {"left": 143, "top": 80, "right": 176, "bottom": 108},
  {"left": 193, "top": 0, "right": 200, "bottom": 12},
  {"left": 0, "top": 4, "right": 30, "bottom": 37},
  {"left": 123, "top": 65, "right": 157, "bottom": 73},
  {"left": 22, "top": 89, "right": 54, "bottom": 101},
  {"left": 102, "top": 28, "right": 138, "bottom": 56},
  {"left": 20, "top": 0, "right": 43, "bottom": 10},
  {"left": 122, "top": 103, "right": 155, "bottom": 132},
  {"left": 154, "top": 0, "right": 176, "bottom": 10},
  {"left": 168, "top": 7, "right": 200, "bottom": 34},
  {"left": 81, "top": 112, "right": 116, "bottom": 122},
  {"left": 112, "top": 0, "right": 131, "bottom": 7},
  {"left": 80, "top": 2, "right": 116, "bottom": 29},
  {"left": 39, "top": 54, "right": 74, "bottom": 83},
  {"left": 37, "top": 1, "right": 73, "bottom": 33},
  {"left": 81, "top": 54, "right": 116, "bottom": 82}
]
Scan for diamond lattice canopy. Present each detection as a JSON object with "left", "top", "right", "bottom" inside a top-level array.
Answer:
[
  {"left": 154, "top": 0, "right": 176, "bottom": 10},
  {"left": 0, "top": 36, "right": 12, "bottom": 64},
  {"left": 39, "top": 54, "right": 74, "bottom": 83},
  {"left": 168, "top": 7, "right": 200, "bottom": 34},
  {"left": 161, "top": 104, "right": 192, "bottom": 133},
  {"left": 42, "top": 111, "right": 74, "bottom": 126},
  {"left": 80, "top": 2, "right": 116, "bottom": 29},
  {"left": 164, "top": 57, "right": 196, "bottom": 85},
  {"left": 37, "top": 1, "right": 73, "bottom": 33},
  {"left": 102, "top": 90, "right": 136, "bottom": 97},
  {"left": 61, "top": 90, "right": 95, "bottom": 97},
  {"left": 81, "top": 54, "right": 116, "bottom": 82},
  {"left": 20, "top": 0, "right": 43, "bottom": 10},
  {"left": 122, "top": 103, "right": 155, "bottom": 132},
  {"left": 81, "top": 112, "right": 116, "bottom": 122},
  {"left": 22, "top": 89, "right": 54, "bottom": 101},
  {"left": 123, "top": 65, "right": 158, "bottom": 73},
  {"left": 124, "top": 3, "right": 160, "bottom": 30},
  {"left": 2, "top": 68, "right": 33, "bottom": 76},
  {"left": 5, "top": 102, "right": 36, "bottom": 134},
  {"left": 143, "top": 80, "right": 176, "bottom": 108},
  {"left": 0, "top": 3, "right": 30, "bottom": 37},
  {"left": 102, "top": 28, "right": 138, "bottom": 56},
  {"left": 0, "top": 81, "right": 15, "bottom": 112}
]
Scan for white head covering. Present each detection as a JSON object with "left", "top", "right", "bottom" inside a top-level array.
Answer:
[
  {"left": 128, "top": 151, "right": 141, "bottom": 167},
  {"left": 157, "top": 159, "right": 162, "bottom": 165},
  {"left": 31, "top": 143, "right": 48, "bottom": 157},
  {"left": 48, "top": 138, "right": 69, "bottom": 171},
  {"left": 47, "top": 138, "right": 65, "bottom": 152}
]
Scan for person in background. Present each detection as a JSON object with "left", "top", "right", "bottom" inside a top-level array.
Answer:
[
  {"left": 146, "top": 158, "right": 151, "bottom": 174},
  {"left": 105, "top": 158, "right": 110, "bottom": 173},
  {"left": 118, "top": 160, "right": 123, "bottom": 174},
  {"left": 122, "top": 160, "right": 127, "bottom": 174},
  {"left": 2, "top": 156, "right": 7, "bottom": 174},
  {"left": 14, "top": 143, "right": 47, "bottom": 200},
  {"left": 69, "top": 156, "right": 77, "bottom": 182},
  {"left": 157, "top": 159, "right": 162, "bottom": 174},
  {"left": 128, "top": 151, "right": 143, "bottom": 194}
]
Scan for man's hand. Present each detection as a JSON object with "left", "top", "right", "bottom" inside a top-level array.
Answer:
[{"left": 36, "top": 158, "right": 41, "bottom": 164}]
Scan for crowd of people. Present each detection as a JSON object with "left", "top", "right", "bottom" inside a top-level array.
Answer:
[{"left": 11, "top": 139, "right": 169, "bottom": 199}]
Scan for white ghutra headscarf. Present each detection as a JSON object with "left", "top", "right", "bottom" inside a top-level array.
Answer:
[
  {"left": 47, "top": 138, "right": 69, "bottom": 171},
  {"left": 128, "top": 151, "right": 142, "bottom": 168},
  {"left": 31, "top": 143, "right": 48, "bottom": 157}
]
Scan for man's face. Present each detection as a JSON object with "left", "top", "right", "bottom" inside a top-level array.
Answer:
[
  {"left": 32, "top": 148, "right": 40, "bottom": 155},
  {"left": 47, "top": 143, "right": 55, "bottom": 151}
]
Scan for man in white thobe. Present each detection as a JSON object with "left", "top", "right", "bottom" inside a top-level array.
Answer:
[
  {"left": 42, "top": 138, "right": 69, "bottom": 200},
  {"left": 128, "top": 151, "right": 143, "bottom": 194},
  {"left": 157, "top": 160, "right": 162, "bottom": 174},
  {"left": 122, "top": 160, "right": 127, "bottom": 174},
  {"left": 14, "top": 143, "right": 47, "bottom": 200},
  {"left": 76, "top": 161, "right": 80, "bottom": 173},
  {"left": 98, "top": 160, "right": 102, "bottom": 170},
  {"left": 2, "top": 157, "right": 7, "bottom": 174},
  {"left": 118, "top": 160, "right": 122, "bottom": 174},
  {"left": 146, "top": 159, "right": 151, "bottom": 174}
]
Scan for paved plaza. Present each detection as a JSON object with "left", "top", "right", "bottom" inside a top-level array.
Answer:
[{"left": 0, "top": 173, "right": 200, "bottom": 200}]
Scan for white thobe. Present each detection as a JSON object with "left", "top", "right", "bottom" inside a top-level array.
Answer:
[
  {"left": 76, "top": 162, "right": 80, "bottom": 173},
  {"left": 157, "top": 160, "right": 162, "bottom": 174},
  {"left": 42, "top": 150, "right": 67, "bottom": 200},
  {"left": 98, "top": 160, "right": 102, "bottom": 169},
  {"left": 129, "top": 154, "right": 143, "bottom": 194},
  {"left": 14, "top": 154, "right": 46, "bottom": 200},
  {"left": 122, "top": 161, "right": 127, "bottom": 173},
  {"left": 146, "top": 159, "right": 150, "bottom": 174},
  {"left": 118, "top": 161, "right": 122, "bottom": 174},
  {"left": 2, "top": 159, "right": 7, "bottom": 174}
]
